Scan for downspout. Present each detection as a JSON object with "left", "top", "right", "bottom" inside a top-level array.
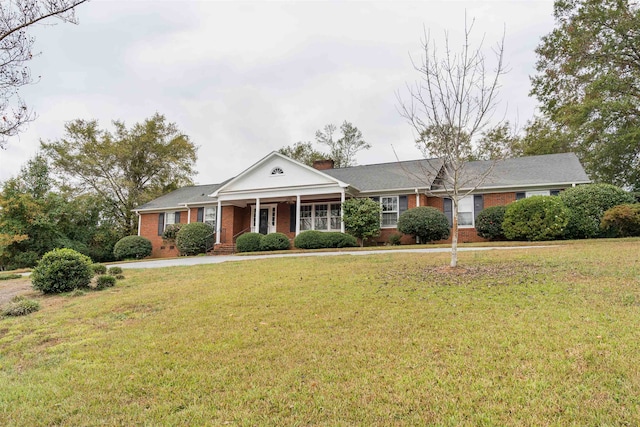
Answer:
[{"left": 137, "top": 213, "right": 141, "bottom": 236}]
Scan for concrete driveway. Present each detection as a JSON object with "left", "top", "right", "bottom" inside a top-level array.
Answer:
[{"left": 108, "top": 246, "right": 547, "bottom": 269}]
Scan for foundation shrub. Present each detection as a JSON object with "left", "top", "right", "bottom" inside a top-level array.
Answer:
[
  {"left": 475, "top": 205, "right": 507, "bottom": 240},
  {"left": 560, "top": 183, "right": 635, "bottom": 239},
  {"left": 113, "top": 236, "right": 152, "bottom": 260},
  {"left": 503, "top": 196, "right": 570, "bottom": 241},
  {"left": 259, "top": 233, "right": 290, "bottom": 251},
  {"left": 175, "top": 222, "right": 214, "bottom": 256},
  {"left": 397, "top": 207, "right": 450, "bottom": 243},
  {"left": 323, "top": 232, "right": 358, "bottom": 248},
  {"left": 294, "top": 230, "right": 326, "bottom": 249},
  {"left": 31, "top": 248, "right": 93, "bottom": 293},
  {"left": 236, "top": 232, "right": 262, "bottom": 253},
  {"left": 601, "top": 204, "right": 640, "bottom": 237}
]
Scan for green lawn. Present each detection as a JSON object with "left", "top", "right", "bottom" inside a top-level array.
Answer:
[{"left": 1, "top": 239, "right": 640, "bottom": 425}]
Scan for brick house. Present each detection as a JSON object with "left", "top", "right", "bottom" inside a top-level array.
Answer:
[{"left": 133, "top": 152, "right": 590, "bottom": 257}]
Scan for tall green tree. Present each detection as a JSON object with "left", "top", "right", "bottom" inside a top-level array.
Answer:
[
  {"left": 0, "top": 0, "right": 89, "bottom": 147},
  {"left": 41, "top": 113, "right": 198, "bottom": 235},
  {"left": 530, "top": 0, "right": 640, "bottom": 189},
  {"left": 278, "top": 141, "right": 327, "bottom": 166},
  {"left": 315, "top": 121, "right": 370, "bottom": 168},
  {"left": 0, "top": 154, "right": 121, "bottom": 268}
]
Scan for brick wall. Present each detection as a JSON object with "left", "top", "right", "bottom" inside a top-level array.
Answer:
[{"left": 139, "top": 211, "right": 188, "bottom": 258}]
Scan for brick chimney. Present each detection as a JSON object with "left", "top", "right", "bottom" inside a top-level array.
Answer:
[{"left": 313, "top": 159, "right": 335, "bottom": 170}]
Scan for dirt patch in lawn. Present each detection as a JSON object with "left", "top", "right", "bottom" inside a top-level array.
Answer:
[{"left": 0, "top": 277, "right": 35, "bottom": 305}]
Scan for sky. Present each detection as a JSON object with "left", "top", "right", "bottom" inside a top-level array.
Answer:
[{"left": 0, "top": 0, "right": 556, "bottom": 185}]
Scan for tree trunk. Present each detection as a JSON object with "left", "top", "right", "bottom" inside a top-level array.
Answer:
[{"left": 451, "top": 207, "right": 458, "bottom": 268}]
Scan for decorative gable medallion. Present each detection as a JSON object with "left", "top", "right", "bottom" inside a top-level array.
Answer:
[{"left": 270, "top": 166, "right": 284, "bottom": 176}]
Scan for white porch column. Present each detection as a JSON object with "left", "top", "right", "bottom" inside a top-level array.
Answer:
[
  {"left": 215, "top": 200, "right": 222, "bottom": 244},
  {"left": 254, "top": 198, "right": 260, "bottom": 232},
  {"left": 340, "top": 190, "right": 346, "bottom": 233},
  {"left": 295, "top": 194, "right": 301, "bottom": 236},
  {"left": 187, "top": 207, "right": 191, "bottom": 223},
  {"left": 415, "top": 189, "right": 420, "bottom": 207}
]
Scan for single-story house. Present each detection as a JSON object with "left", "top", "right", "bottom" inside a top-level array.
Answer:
[{"left": 133, "top": 151, "right": 590, "bottom": 257}]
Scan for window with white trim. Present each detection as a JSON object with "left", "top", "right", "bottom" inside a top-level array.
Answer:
[
  {"left": 165, "top": 211, "right": 176, "bottom": 228},
  {"left": 299, "top": 203, "right": 342, "bottom": 231},
  {"left": 458, "top": 196, "right": 474, "bottom": 227},
  {"left": 381, "top": 196, "right": 398, "bottom": 227},
  {"left": 204, "top": 207, "right": 216, "bottom": 229},
  {"left": 526, "top": 190, "right": 551, "bottom": 197}
]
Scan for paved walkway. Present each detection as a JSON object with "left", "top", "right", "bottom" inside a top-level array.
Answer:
[{"left": 109, "top": 246, "right": 548, "bottom": 269}]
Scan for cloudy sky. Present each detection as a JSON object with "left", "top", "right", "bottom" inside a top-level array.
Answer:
[{"left": 0, "top": 0, "right": 556, "bottom": 185}]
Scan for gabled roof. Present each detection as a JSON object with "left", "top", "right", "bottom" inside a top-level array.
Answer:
[
  {"left": 133, "top": 183, "right": 225, "bottom": 212},
  {"left": 452, "top": 152, "right": 591, "bottom": 190},
  {"left": 133, "top": 152, "right": 591, "bottom": 211},
  {"left": 323, "top": 158, "right": 444, "bottom": 192},
  {"left": 210, "top": 151, "right": 350, "bottom": 197}
]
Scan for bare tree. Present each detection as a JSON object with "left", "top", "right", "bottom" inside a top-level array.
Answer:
[
  {"left": 315, "top": 121, "right": 370, "bottom": 168},
  {"left": 397, "top": 17, "right": 508, "bottom": 267},
  {"left": 0, "top": 0, "right": 89, "bottom": 148}
]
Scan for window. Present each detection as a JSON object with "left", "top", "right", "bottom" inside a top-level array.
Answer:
[
  {"left": 300, "top": 205, "right": 312, "bottom": 231},
  {"left": 204, "top": 207, "right": 216, "bottom": 229},
  {"left": 299, "top": 203, "right": 342, "bottom": 231},
  {"left": 526, "top": 190, "right": 550, "bottom": 197},
  {"left": 330, "top": 203, "right": 341, "bottom": 230},
  {"left": 458, "top": 196, "right": 474, "bottom": 227},
  {"left": 381, "top": 196, "right": 398, "bottom": 227}
]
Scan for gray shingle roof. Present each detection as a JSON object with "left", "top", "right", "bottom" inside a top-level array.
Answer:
[
  {"left": 134, "top": 183, "right": 225, "bottom": 211},
  {"left": 456, "top": 153, "right": 591, "bottom": 190},
  {"left": 323, "top": 158, "right": 444, "bottom": 192},
  {"left": 134, "top": 153, "right": 590, "bottom": 210}
]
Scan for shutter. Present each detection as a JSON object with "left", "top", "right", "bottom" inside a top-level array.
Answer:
[
  {"left": 473, "top": 194, "right": 484, "bottom": 220},
  {"left": 443, "top": 198, "right": 453, "bottom": 227},
  {"left": 157, "top": 213, "right": 165, "bottom": 236},
  {"left": 516, "top": 192, "right": 526, "bottom": 200},
  {"left": 175, "top": 212, "right": 181, "bottom": 223},
  {"left": 399, "top": 195, "right": 408, "bottom": 215},
  {"left": 550, "top": 190, "right": 560, "bottom": 196},
  {"left": 290, "top": 204, "right": 296, "bottom": 232},
  {"left": 197, "top": 207, "right": 204, "bottom": 222}
]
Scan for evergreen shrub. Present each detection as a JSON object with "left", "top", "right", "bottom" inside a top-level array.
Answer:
[{"left": 31, "top": 248, "right": 93, "bottom": 293}]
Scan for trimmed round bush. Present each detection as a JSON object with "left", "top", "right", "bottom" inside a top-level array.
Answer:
[
  {"left": 294, "top": 230, "right": 326, "bottom": 249},
  {"left": 259, "top": 233, "right": 290, "bottom": 251},
  {"left": 31, "top": 248, "right": 93, "bottom": 293},
  {"left": 323, "top": 232, "right": 358, "bottom": 248},
  {"left": 601, "top": 204, "right": 640, "bottom": 237},
  {"left": 236, "top": 232, "right": 263, "bottom": 253},
  {"left": 397, "top": 206, "right": 450, "bottom": 243},
  {"left": 475, "top": 205, "right": 507, "bottom": 240},
  {"left": 503, "top": 196, "right": 570, "bottom": 241},
  {"left": 560, "top": 184, "right": 635, "bottom": 239},
  {"left": 175, "top": 222, "right": 214, "bottom": 256},
  {"left": 91, "top": 263, "right": 107, "bottom": 275},
  {"left": 96, "top": 275, "right": 117, "bottom": 289},
  {"left": 113, "top": 235, "right": 152, "bottom": 260}
]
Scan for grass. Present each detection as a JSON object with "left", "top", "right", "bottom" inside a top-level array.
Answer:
[{"left": 1, "top": 239, "right": 639, "bottom": 425}]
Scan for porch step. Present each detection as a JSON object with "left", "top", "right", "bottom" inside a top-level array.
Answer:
[{"left": 211, "top": 243, "right": 236, "bottom": 255}]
